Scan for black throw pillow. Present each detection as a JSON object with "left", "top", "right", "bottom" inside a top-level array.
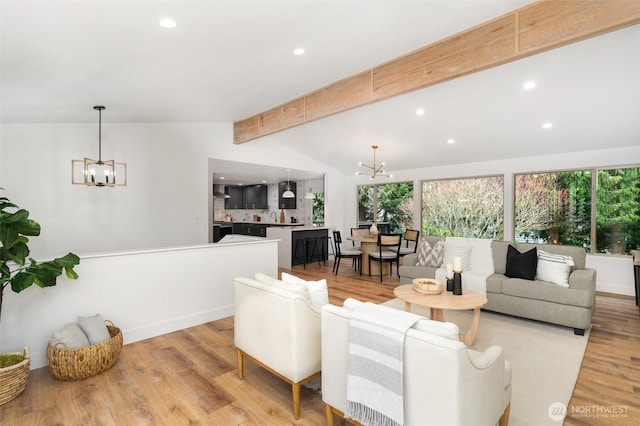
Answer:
[{"left": 505, "top": 245, "right": 537, "bottom": 280}]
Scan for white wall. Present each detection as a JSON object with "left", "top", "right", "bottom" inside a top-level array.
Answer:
[
  {"left": 344, "top": 145, "right": 640, "bottom": 296},
  {"left": 0, "top": 239, "right": 278, "bottom": 369},
  {"left": 0, "top": 123, "right": 348, "bottom": 259}
]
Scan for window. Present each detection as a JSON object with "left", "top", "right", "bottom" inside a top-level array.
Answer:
[
  {"left": 357, "top": 182, "right": 413, "bottom": 233},
  {"left": 515, "top": 166, "right": 639, "bottom": 254},
  {"left": 421, "top": 176, "right": 504, "bottom": 239},
  {"left": 312, "top": 192, "right": 325, "bottom": 226}
]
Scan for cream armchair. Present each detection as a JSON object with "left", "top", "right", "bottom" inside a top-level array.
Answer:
[
  {"left": 234, "top": 276, "right": 321, "bottom": 420},
  {"left": 321, "top": 299, "right": 512, "bottom": 426}
]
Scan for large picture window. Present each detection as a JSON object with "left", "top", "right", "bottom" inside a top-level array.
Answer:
[
  {"left": 357, "top": 182, "right": 413, "bottom": 233},
  {"left": 421, "top": 176, "right": 504, "bottom": 239},
  {"left": 515, "top": 167, "right": 639, "bottom": 254}
]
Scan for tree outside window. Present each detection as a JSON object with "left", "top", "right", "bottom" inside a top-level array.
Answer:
[
  {"left": 515, "top": 167, "right": 639, "bottom": 254},
  {"left": 421, "top": 177, "right": 504, "bottom": 239},
  {"left": 357, "top": 183, "right": 413, "bottom": 233}
]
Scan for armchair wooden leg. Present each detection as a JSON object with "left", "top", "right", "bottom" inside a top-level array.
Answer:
[
  {"left": 292, "top": 382, "right": 301, "bottom": 420},
  {"left": 326, "top": 404, "right": 335, "bottom": 426},
  {"left": 236, "top": 349, "right": 244, "bottom": 380},
  {"left": 499, "top": 403, "right": 511, "bottom": 426}
]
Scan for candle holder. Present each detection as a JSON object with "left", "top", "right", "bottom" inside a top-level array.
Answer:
[
  {"left": 453, "top": 271, "right": 463, "bottom": 295},
  {"left": 446, "top": 277, "right": 454, "bottom": 292}
]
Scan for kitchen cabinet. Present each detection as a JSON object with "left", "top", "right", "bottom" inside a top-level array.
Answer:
[
  {"left": 243, "top": 184, "right": 268, "bottom": 209},
  {"left": 232, "top": 223, "right": 268, "bottom": 237},
  {"left": 224, "top": 186, "right": 244, "bottom": 209},
  {"left": 278, "top": 181, "right": 297, "bottom": 210},
  {"left": 224, "top": 184, "right": 268, "bottom": 209}
]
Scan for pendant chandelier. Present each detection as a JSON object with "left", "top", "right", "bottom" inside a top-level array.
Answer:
[
  {"left": 282, "top": 170, "right": 295, "bottom": 198},
  {"left": 357, "top": 145, "right": 391, "bottom": 179},
  {"left": 72, "top": 106, "right": 127, "bottom": 187}
]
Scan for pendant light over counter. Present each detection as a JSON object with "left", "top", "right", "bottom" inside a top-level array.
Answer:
[{"left": 282, "top": 169, "right": 295, "bottom": 198}]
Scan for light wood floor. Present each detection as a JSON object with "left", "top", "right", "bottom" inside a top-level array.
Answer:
[{"left": 1, "top": 261, "right": 638, "bottom": 425}]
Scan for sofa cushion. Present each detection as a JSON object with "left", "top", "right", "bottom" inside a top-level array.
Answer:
[
  {"left": 486, "top": 273, "right": 508, "bottom": 294},
  {"left": 492, "top": 240, "right": 513, "bottom": 275},
  {"left": 535, "top": 251, "right": 574, "bottom": 287},
  {"left": 417, "top": 239, "right": 444, "bottom": 267},
  {"left": 505, "top": 245, "right": 537, "bottom": 280},
  {"left": 501, "top": 278, "right": 592, "bottom": 308}
]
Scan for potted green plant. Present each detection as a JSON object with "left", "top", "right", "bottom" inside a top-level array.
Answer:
[{"left": 0, "top": 192, "right": 80, "bottom": 404}]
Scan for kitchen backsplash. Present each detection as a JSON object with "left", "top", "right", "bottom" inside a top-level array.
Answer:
[{"left": 213, "top": 183, "right": 304, "bottom": 224}]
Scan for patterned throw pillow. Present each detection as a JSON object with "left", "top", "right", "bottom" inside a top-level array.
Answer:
[
  {"left": 430, "top": 240, "right": 445, "bottom": 267},
  {"left": 417, "top": 239, "right": 445, "bottom": 267},
  {"left": 443, "top": 245, "right": 472, "bottom": 271}
]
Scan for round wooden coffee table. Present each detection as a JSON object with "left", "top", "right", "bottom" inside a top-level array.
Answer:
[{"left": 393, "top": 284, "right": 487, "bottom": 346}]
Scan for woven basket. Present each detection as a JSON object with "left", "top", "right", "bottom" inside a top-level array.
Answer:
[
  {"left": 46, "top": 322, "right": 123, "bottom": 381},
  {"left": 0, "top": 347, "right": 30, "bottom": 406}
]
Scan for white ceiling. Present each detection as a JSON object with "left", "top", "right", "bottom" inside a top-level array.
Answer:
[{"left": 2, "top": 1, "right": 639, "bottom": 180}]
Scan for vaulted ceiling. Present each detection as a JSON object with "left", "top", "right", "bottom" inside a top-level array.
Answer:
[{"left": 2, "top": 1, "right": 639, "bottom": 178}]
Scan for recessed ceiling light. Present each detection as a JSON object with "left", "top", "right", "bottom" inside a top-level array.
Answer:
[
  {"left": 293, "top": 48, "right": 305, "bottom": 55},
  {"left": 542, "top": 122, "right": 553, "bottom": 129},
  {"left": 524, "top": 81, "right": 536, "bottom": 90},
  {"left": 447, "top": 138, "right": 455, "bottom": 144},
  {"left": 415, "top": 108, "right": 425, "bottom": 116},
  {"left": 220, "top": 176, "right": 225, "bottom": 180},
  {"left": 159, "top": 18, "right": 177, "bottom": 29}
]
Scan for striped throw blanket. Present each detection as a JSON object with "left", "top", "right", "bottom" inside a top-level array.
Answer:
[{"left": 346, "top": 302, "right": 422, "bottom": 426}]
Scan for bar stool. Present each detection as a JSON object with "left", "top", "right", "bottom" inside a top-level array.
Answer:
[
  {"left": 313, "top": 235, "right": 332, "bottom": 265},
  {"left": 293, "top": 237, "right": 317, "bottom": 269}
]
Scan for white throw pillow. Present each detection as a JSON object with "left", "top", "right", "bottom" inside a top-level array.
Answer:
[
  {"left": 443, "top": 245, "right": 472, "bottom": 271},
  {"left": 78, "top": 314, "right": 111, "bottom": 345},
  {"left": 536, "top": 250, "right": 574, "bottom": 287},
  {"left": 51, "top": 323, "right": 90, "bottom": 348},
  {"left": 254, "top": 273, "right": 311, "bottom": 302},
  {"left": 281, "top": 272, "right": 329, "bottom": 308}
]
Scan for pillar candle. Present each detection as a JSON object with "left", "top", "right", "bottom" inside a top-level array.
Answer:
[
  {"left": 446, "top": 263, "right": 454, "bottom": 279},
  {"left": 453, "top": 256, "right": 462, "bottom": 272}
]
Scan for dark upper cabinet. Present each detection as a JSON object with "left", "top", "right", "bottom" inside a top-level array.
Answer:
[
  {"left": 225, "top": 184, "right": 268, "bottom": 209},
  {"left": 278, "top": 181, "right": 297, "bottom": 210},
  {"left": 224, "top": 186, "right": 244, "bottom": 209},
  {"left": 243, "top": 184, "right": 268, "bottom": 209}
]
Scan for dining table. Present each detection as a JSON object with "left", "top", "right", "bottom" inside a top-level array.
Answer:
[{"left": 347, "top": 233, "right": 390, "bottom": 276}]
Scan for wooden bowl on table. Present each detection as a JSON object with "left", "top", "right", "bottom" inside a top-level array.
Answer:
[{"left": 412, "top": 278, "right": 444, "bottom": 295}]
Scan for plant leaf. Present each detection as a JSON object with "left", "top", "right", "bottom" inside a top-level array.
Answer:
[{"left": 10, "top": 271, "right": 34, "bottom": 293}]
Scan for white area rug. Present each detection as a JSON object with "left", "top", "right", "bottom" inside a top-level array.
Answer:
[{"left": 382, "top": 298, "right": 589, "bottom": 425}]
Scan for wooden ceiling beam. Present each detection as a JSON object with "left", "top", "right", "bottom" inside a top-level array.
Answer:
[{"left": 233, "top": 0, "right": 640, "bottom": 144}]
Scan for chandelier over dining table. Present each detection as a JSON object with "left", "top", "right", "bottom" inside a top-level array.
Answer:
[{"left": 357, "top": 145, "right": 391, "bottom": 179}]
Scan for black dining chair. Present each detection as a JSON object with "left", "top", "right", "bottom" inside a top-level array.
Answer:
[
  {"left": 332, "top": 230, "right": 362, "bottom": 275},
  {"left": 368, "top": 233, "right": 402, "bottom": 282}
]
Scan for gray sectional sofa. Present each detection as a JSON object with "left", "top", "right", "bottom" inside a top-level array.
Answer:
[{"left": 398, "top": 237, "right": 597, "bottom": 335}]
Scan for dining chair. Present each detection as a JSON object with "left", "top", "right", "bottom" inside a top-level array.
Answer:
[
  {"left": 332, "top": 231, "right": 362, "bottom": 275},
  {"left": 368, "top": 233, "right": 402, "bottom": 282},
  {"left": 390, "top": 229, "right": 420, "bottom": 257}
]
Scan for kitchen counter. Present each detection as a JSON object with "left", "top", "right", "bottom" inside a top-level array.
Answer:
[
  {"left": 267, "top": 226, "right": 329, "bottom": 268},
  {"left": 238, "top": 221, "right": 305, "bottom": 226}
]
